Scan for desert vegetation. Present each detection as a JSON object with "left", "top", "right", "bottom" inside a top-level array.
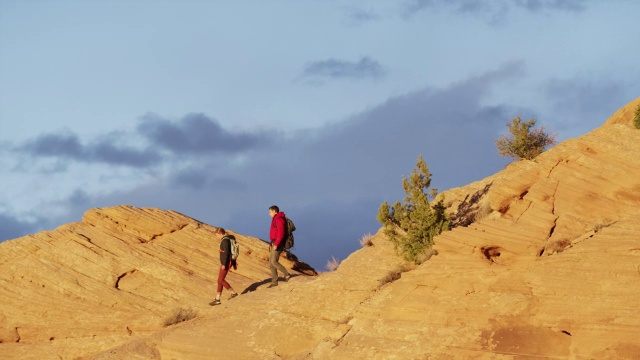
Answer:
[
  {"left": 471, "top": 201, "right": 493, "bottom": 223},
  {"left": 377, "top": 155, "right": 450, "bottom": 263},
  {"left": 359, "top": 232, "right": 374, "bottom": 247},
  {"left": 378, "top": 263, "right": 415, "bottom": 287},
  {"left": 592, "top": 220, "right": 616, "bottom": 233},
  {"left": 164, "top": 307, "right": 197, "bottom": 327},
  {"left": 325, "top": 256, "right": 340, "bottom": 271},
  {"left": 496, "top": 116, "right": 556, "bottom": 160},
  {"left": 379, "top": 269, "right": 402, "bottom": 287},
  {"left": 420, "top": 248, "right": 439, "bottom": 264},
  {"left": 540, "top": 238, "right": 573, "bottom": 257},
  {"left": 634, "top": 104, "right": 640, "bottom": 129}
]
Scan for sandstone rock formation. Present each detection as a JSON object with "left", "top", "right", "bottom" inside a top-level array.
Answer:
[
  {"left": 1, "top": 97, "right": 639, "bottom": 359},
  {"left": 0, "top": 206, "right": 315, "bottom": 359}
]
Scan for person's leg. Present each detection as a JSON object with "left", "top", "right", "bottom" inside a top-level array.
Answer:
[
  {"left": 219, "top": 272, "right": 231, "bottom": 292},
  {"left": 269, "top": 247, "right": 279, "bottom": 284},
  {"left": 271, "top": 248, "right": 290, "bottom": 278},
  {"left": 219, "top": 263, "right": 237, "bottom": 298},
  {"left": 217, "top": 267, "right": 230, "bottom": 293},
  {"left": 210, "top": 266, "right": 228, "bottom": 305}
]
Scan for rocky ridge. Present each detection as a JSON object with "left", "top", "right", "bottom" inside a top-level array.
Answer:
[{"left": 0, "top": 207, "right": 315, "bottom": 359}]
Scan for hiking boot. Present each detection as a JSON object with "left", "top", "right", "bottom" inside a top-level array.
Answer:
[
  {"left": 228, "top": 293, "right": 238, "bottom": 300},
  {"left": 267, "top": 283, "right": 278, "bottom": 288},
  {"left": 284, "top": 274, "right": 292, "bottom": 282},
  {"left": 209, "top": 299, "right": 221, "bottom": 306}
]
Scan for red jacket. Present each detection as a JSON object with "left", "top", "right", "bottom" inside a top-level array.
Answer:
[{"left": 270, "top": 212, "right": 286, "bottom": 248}]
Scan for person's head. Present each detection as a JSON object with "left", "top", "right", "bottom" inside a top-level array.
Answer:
[
  {"left": 215, "top": 227, "right": 226, "bottom": 237},
  {"left": 269, "top": 205, "right": 279, "bottom": 218}
]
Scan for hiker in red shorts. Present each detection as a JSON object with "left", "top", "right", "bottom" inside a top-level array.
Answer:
[{"left": 209, "top": 227, "right": 238, "bottom": 305}]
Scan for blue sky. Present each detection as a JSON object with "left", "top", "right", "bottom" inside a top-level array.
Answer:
[{"left": 1, "top": 0, "right": 639, "bottom": 269}]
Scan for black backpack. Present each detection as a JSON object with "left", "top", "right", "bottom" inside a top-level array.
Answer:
[{"left": 284, "top": 217, "right": 296, "bottom": 249}]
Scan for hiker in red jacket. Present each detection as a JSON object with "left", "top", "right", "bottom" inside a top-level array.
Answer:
[
  {"left": 209, "top": 227, "right": 238, "bottom": 306},
  {"left": 267, "top": 205, "right": 291, "bottom": 288}
]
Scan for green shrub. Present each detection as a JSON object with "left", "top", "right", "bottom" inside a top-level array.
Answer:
[
  {"left": 496, "top": 116, "right": 556, "bottom": 160},
  {"left": 377, "top": 155, "right": 450, "bottom": 263},
  {"left": 633, "top": 105, "right": 640, "bottom": 129}
]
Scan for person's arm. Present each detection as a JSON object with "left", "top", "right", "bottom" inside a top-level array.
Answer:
[
  {"left": 272, "top": 216, "right": 285, "bottom": 248},
  {"left": 220, "top": 237, "right": 230, "bottom": 268}
]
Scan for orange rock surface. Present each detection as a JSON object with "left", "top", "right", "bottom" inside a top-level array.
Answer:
[{"left": 0, "top": 207, "right": 315, "bottom": 359}]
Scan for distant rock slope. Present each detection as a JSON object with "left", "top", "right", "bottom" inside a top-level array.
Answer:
[
  {"left": 2, "top": 97, "right": 639, "bottom": 360},
  {"left": 0, "top": 206, "right": 315, "bottom": 359}
]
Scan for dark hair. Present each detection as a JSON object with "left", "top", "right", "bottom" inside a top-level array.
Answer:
[
  {"left": 215, "top": 227, "right": 226, "bottom": 235},
  {"left": 269, "top": 205, "right": 279, "bottom": 213}
]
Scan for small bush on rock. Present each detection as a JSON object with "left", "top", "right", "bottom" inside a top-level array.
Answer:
[
  {"left": 359, "top": 233, "right": 374, "bottom": 247},
  {"left": 379, "top": 270, "right": 402, "bottom": 287},
  {"left": 496, "top": 116, "right": 556, "bottom": 160},
  {"left": 633, "top": 105, "right": 640, "bottom": 129},
  {"left": 377, "top": 155, "right": 450, "bottom": 264},
  {"left": 544, "top": 238, "right": 572, "bottom": 255},
  {"left": 419, "top": 248, "right": 439, "bottom": 264},
  {"left": 378, "top": 263, "right": 414, "bottom": 287},
  {"left": 164, "top": 308, "right": 197, "bottom": 327},
  {"left": 325, "top": 256, "right": 339, "bottom": 271}
]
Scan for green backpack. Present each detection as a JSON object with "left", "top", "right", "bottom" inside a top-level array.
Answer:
[{"left": 225, "top": 235, "right": 240, "bottom": 260}]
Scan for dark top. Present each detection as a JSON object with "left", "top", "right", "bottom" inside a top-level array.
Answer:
[{"left": 219, "top": 235, "right": 236, "bottom": 266}]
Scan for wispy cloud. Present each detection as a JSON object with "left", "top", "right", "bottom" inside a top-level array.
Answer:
[
  {"left": 346, "top": 7, "right": 382, "bottom": 24},
  {"left": 16, "top": 131, "right": 162, "bottom": 168},
  {"left": 403, "top": 0, "right": 589, "bottom": 18},
  {"left": 300, "top": 57, "right": 386, "bottom": 81},
  {"left": 138, "top": 113, "right": 278, "bottom": 155},
  {"left": 18, "top": 131, "right": 82, "bottom": 158},
  {"left": 11, "top": 113, "right": 279, "bottom": 170},
  {"left": 169, "top": 167, "right": 248, "bottom": 191},
  {"left": 514, "top": 0, "right": 587, "bottom": 12}
]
